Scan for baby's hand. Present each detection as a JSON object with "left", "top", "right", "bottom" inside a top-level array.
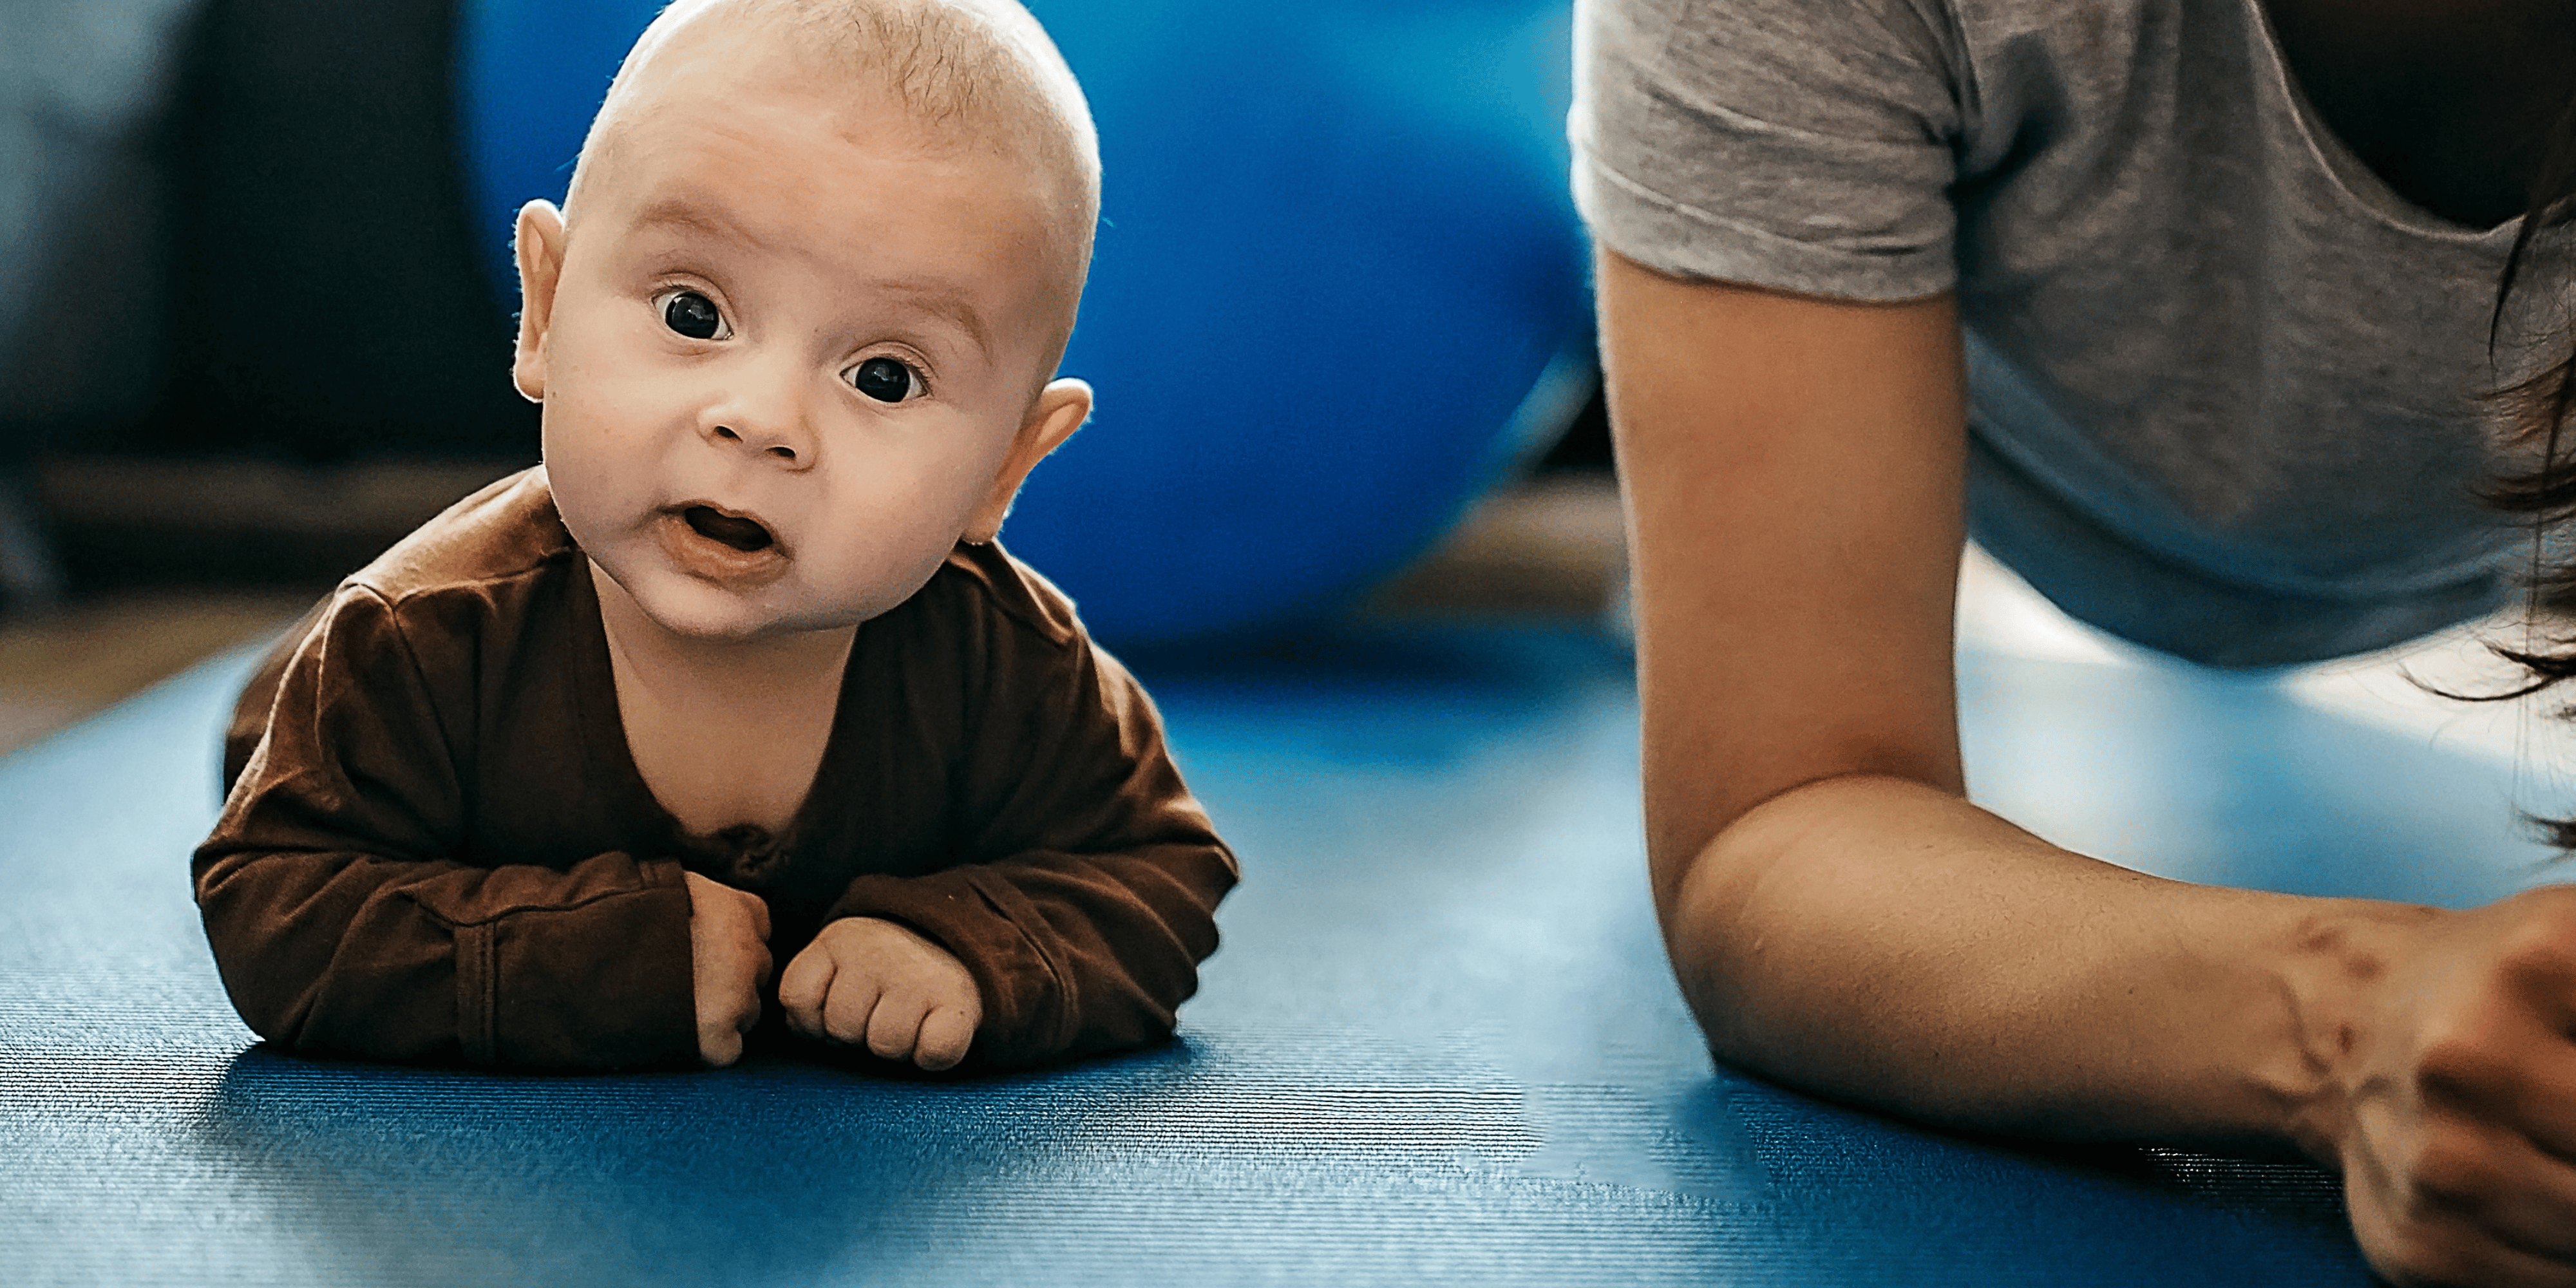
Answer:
[
  {"left": 683, "top": 871, "right": 772, "bottom": 1068},
  {"left": 779, "top": 918, "right": 982, "bottom": 1071}
]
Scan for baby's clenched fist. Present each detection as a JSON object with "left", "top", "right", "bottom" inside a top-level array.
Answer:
[
  {"left": 683, "top": 871, "right": 772, "bottom": 1068},
  {"left": 778, "top": 917, "right": 981, "bottom": 1071}
]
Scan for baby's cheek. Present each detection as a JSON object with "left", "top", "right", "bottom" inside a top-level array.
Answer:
[
  {"left": 824, "top": 538, "right": 957, "bottom": 620},
  {"left": 547, "top": 431, "right": 656, "bottom": 532},
  {"left": 541, "top": 463, "right": 620, "bottom": 553}
]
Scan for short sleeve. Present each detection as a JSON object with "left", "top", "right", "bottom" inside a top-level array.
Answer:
[{"left": 1572, "top": 0, "right": 1967, "bottom": 299}]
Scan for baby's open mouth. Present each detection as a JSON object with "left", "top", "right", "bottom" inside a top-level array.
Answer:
[{"left": 683, "top": 506, "right": 774, "bottom": 553}]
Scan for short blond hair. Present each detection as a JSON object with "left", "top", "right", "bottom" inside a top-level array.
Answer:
[{"left": 565, "top": 0, "right": 1101, "bottom": 381}]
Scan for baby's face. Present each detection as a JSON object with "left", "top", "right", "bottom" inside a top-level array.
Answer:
[{"left": 515, "top": 46, "right": 1084, "bottom": 642}]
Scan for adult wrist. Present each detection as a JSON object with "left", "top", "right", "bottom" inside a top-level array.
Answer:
[{"left": 2266, "top": 899, "right": 2445, "bottom": 1167}]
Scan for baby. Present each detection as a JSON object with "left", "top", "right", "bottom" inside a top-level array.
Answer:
[{"left": 194, "top": 0, "right": 1236, "bottom": 1072}]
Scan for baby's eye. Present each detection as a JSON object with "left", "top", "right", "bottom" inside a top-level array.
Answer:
[
  {"left": 659, "top": 290, "right": 727, "bottom": 341},
  {"left": 848, "top": 356, "right": 922, "bottom": 403}
]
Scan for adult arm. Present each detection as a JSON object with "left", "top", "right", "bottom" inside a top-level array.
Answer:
[
  {"left": 1603, "top": 248, "right": 2576, "bottom": 1285},
  {"left": 195, "top": 585, "right": 700, "bottom": 1068}
]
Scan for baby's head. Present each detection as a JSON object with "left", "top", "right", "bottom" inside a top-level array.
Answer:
[
  {"left": 511, "top": 0, "right": 1101, "bottom": 642},
  {"left": 569, "top": 0, "right": 1099, "bottom": 355}
]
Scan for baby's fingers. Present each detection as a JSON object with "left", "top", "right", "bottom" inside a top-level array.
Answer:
[
  {"left": 776, "top": 945, "right": 836, "bottom": 1039},
  {"left": 865, "top": 992, "right": 930, "bottom": 1063},
  {"left": 866, "top": 996, "right": 976, "bottom": 1071},
  {"left": 700, "top": 1026, "right": 744, "bottom": 1068},
  {"left": 696, "top": 976, "right": 761, "bottom": 1068},
  {"left": 913, "top": 1006, "right": 976, "bottom": 1072},
  {"left": 822, "top": 971, "right": 887, "bottom": 1046}
]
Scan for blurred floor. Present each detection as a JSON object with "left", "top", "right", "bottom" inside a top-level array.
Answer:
[
  {"left": 0, "top": 455, "right": 536, "bottom": 757},
  {"left": 0, "top": 589, "right": 317, "bottom": 757},
  {"left": 1368, "top": 473, "right": 1627, "bottom": 620}
]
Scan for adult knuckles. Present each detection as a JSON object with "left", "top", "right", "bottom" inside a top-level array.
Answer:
[
  {"left": 2383, "top": 1240, "right": 2576, "bottom": 1288},
  {"left": 2371, "top": 1217, "right": 2505, "bottom": 1288},
  {"left": 2491, "top": 900, "right": 2576, "bottom": 990},
  {"left": 2415, "top": 1005, "right": 2532, "bottom": 1104},
  {"left": 2402, "top": 1124, "right": 2508, "bottom": 1218}
]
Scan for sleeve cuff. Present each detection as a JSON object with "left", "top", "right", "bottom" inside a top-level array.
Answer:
[
  {"left": 1575, "top": 150, "right": 1957, "bottom": 302},
  {"left": 460, "top": 855, "right": 699, "bottom": 1069}
]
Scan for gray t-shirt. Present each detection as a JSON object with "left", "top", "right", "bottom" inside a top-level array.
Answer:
[{"left": 1573, "top": 0, "right": 2566, "bottom": 666}]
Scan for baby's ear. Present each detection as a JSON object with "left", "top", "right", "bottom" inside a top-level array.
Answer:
[
  {"left": 964, "top": 378, "right": 1092, "bottom": 543},
  {"left": 511, "top": 201, "right": 569, "bottom": 403}
]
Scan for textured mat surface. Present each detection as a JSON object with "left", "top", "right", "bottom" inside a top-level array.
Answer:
[{"left": 3, "top": 626, "right": 2555, "bottom": 1285}]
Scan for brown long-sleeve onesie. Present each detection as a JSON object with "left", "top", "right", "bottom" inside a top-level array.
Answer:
[{"left": 195, "top": 468, "right": 1236, "bottom": 1071}]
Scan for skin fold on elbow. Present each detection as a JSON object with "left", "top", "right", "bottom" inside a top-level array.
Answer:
[{"left": 1645, "top": 772, "right": 1971, "bottom": 1066}]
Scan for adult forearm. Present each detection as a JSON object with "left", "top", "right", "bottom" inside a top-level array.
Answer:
[{"left": 1665, "top": 772, "right": 2437, "bottom": 1155}]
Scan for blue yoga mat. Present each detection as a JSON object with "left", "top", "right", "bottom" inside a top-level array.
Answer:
[{"left": 5, "top": 624, "right": 2548, "bottom": 1284}]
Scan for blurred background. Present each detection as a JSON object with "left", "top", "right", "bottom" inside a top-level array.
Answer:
[
  {"left": 12, "top": 0, "right": 2539, "bottom": 781},
  {"left": 0, "top": 0, "right": 1627, "bottom": 757}
]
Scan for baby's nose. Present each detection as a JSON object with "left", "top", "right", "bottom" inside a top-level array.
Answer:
[
  {"left": 706, "top": 408, "right": 821, "bottom": 468},
  {"left": 714, "top": 424, "right": 800, "bottom": 462}
]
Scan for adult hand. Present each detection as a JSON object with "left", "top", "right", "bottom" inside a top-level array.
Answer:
[
  {"left": 779, "top": 917, "right": 981, "bottom": 1071},
  {"left": 683, "top": 870, "right": 772, "bottom": 1067},
  {"left": 2317, "top": 886, "right": 2576, "bottom": 1287}
]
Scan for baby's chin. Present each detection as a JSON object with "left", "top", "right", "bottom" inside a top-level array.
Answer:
[
  {"left": 589, "top": 531, "right": 958, "bottom": 645},
  {"left": 626, "top": 580, "right": 878, "bottom": 644}
]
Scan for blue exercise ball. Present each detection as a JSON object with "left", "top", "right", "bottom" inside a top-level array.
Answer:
[{"left": 459, "top": 0, "right": 1591, "bottom": 645}]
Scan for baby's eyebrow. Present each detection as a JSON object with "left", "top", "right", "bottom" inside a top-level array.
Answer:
[
  {"left": 872, "top": 280, "right": 993, "bottom": 360},
  {"left": 629, "top": 197, "right": 749, "bottom": 246}
]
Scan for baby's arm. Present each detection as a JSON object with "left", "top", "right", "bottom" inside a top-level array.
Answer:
[
  {"left": 811, "top": 601, "right": 1236, "bottom": 1071},
  {"left": 196, "top": 585, "right": 702, "bottom": 1068}
]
